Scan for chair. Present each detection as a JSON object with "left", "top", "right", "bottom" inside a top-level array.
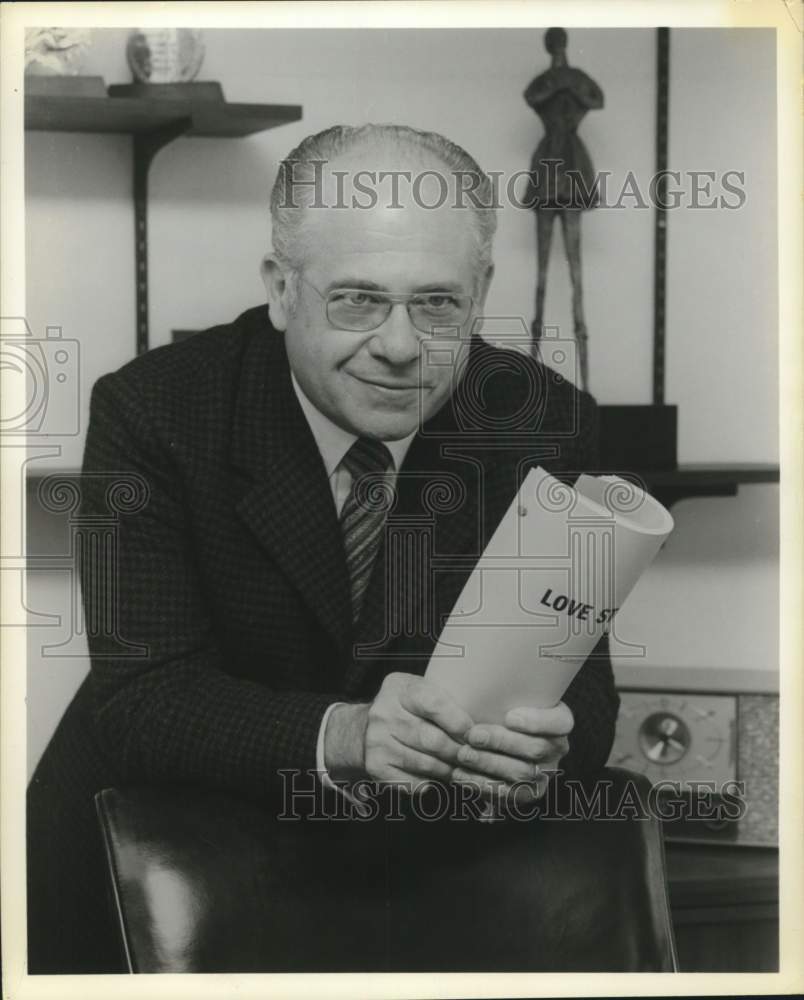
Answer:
[{"left": 95, "top": 767, "right": 678, "bottom": 973}]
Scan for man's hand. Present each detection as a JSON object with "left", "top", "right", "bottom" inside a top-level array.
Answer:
[
  {"left": 452, "top": 702, "right": 574, "bottom": 805},
  {"left": 325, "top": 672, "right": 473, "bottom": 787},
  {"left": 326, "top": 677, "right": 573, "bottom": 807}
]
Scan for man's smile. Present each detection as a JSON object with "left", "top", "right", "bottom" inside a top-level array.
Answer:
[{"left": 346, "top": 371, "right": 426, "bottom": 392}]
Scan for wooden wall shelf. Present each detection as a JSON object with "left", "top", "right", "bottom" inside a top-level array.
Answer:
[
  {"left": 25, "top": 81, "right": 302, "bottom": 354},
  {"left": 25, "top": 92, "right": 302, "bottom": 138},
  {"left": 632, "top": 463, "right": 779, "bottom": 508}
]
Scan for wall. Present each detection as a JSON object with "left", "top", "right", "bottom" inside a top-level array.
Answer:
[
  {"left": 25, "top": 28, "right": 778, "bottom": 776},
  {"left": 668, "top": 29, "right": 778, "bottom": 465},
  {"left": 616, "top": 27, "right": 778, "bottom": 678}
]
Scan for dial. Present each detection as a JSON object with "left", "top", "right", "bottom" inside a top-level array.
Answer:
[
  {"left": 610, "top": 691, "right": 737, "bottom": 787},
  {"left": 638, "top": 712, "right": 691, "bottom": 765}
]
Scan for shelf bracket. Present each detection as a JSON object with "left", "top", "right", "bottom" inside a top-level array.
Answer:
[{"left": 133, "top": 117, "right": 192, "bottom": 355}]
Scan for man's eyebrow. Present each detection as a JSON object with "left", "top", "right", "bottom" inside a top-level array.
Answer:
[
  {"left": 323, "top": 279, "right": 387, "bottom": 293},
  {"left": 413, "top": 282, "right": 465, "bottom": 294},
  {"left": 323, "top": 279, "right": 466, "bottom": 293}
]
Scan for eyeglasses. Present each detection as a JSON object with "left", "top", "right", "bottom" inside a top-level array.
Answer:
[{"left": 299, "top": 276, "right": 473, "bottom": 335}]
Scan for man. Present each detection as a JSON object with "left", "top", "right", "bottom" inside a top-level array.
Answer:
[{"left": 27, "top": 124, "right": 619, "bottom": 973}]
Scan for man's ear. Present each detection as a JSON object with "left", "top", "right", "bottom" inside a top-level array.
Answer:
[{"left": 260, "top": 255, "right": 292, "bottom": 331}]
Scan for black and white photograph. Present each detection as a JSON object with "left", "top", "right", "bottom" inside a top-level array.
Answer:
[{"left": 1, "top": 2, "right": 801, "bottom": 996}]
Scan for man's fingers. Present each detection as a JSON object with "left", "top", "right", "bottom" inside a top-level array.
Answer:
[
  {"left": 456, "top": 744, "right": 540, "bottom": 785},
  {"left": 451, "top": 769, "right": 549, "bottom": 804},
  {"left": 451, "top": 768, "right": 511, "bottom": 800},
  {"left": 390, "top": 742, "right": 454, "bottom": 781},
  {"left": 465, "top": 725, "right": 561, "bottom": 763},
  {"left": 381, "top": 765, "right": 434, "bottom": 796},
  {"left": 504, "top": 701, "right": 574, "bottom": 737},
  {"left": 399, "top": 677, "right": 473, "bottom": 740},
  {"left": 453, "top": 768, "right": 551, "bottom": 806},
  {"left": 396, "top": 716, "right": 464, "bottom": 764}
]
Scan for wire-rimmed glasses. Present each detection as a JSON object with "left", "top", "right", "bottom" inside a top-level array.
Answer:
[{"left": 299, "top": 277, "right": 474, "bottom": 335}]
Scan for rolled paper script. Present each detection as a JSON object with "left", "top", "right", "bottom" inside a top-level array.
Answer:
[{"left": 425, "top": 467, "right": 674, "bottom": 723}]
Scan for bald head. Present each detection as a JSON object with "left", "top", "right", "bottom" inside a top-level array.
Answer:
[{"left": 269, "top": 124, "right": 497, "bottom": 281}]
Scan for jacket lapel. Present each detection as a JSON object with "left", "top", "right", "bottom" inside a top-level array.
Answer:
[{"left": 230, "top": 318, "right": 352, "bottom": 657}]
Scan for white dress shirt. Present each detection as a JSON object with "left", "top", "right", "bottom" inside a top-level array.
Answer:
[{"left": 290, "top": 373, "right": 416, "bottom": 790}]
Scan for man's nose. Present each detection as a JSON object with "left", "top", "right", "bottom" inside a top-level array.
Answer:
[{"left": 370, "top": 303, "right": 421, "bottom": 365}]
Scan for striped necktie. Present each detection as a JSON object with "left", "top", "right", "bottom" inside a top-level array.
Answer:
[{"left": 340, "top": 437, "right": 394, "bottom": 625}]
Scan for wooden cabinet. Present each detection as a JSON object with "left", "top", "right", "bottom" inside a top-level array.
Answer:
[{"left": 665, "top": 843, "right": 778, "bottom": 971}]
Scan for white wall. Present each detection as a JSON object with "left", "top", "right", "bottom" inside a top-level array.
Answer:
[
  {"left": 615, "top": 27, "right": 778, "bottom": 684},
  {"left": 667, "top": 29, "right": 777, "bottom": 465},
  {"left": 25, "top": 28, "right": 779, "bottom": 776}
]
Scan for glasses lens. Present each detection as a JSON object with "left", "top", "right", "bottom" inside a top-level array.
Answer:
[
  {"left": 409, "top": 294, "right": 471, "bottom": 333},
  {"left": 327, "top": 290, "right": 389, "bottom": 331},
  {"left": 325, "top": 289, "right": 473, "bottom": 333}
]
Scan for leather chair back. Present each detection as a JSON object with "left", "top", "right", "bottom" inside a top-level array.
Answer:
[{"left": 96, "top": 767, "right": 678, "bottom": 973}]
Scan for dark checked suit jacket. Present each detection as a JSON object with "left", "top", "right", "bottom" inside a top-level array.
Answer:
[{"left": 27, "top": 305, "right": 619, "bottom": 973}]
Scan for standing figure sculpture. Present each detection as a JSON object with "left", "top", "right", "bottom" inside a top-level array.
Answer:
[{"left": 524, "top": 27, "right": 603, "bottom": 391}]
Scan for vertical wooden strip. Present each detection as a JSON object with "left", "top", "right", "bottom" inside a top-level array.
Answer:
[
  {"left": 134, "top": 138, "right": 150, "bottom": 356},
  {"left": 653, "top": 27, "right": 670, "bottom": 405}
]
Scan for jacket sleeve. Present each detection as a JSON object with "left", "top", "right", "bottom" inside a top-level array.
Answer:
[
  {"left": 79, "top": 372, "right": 340, "bottom": 801},
  {"left": 556, "top": 389, "right": 621, "bottom": 778}
]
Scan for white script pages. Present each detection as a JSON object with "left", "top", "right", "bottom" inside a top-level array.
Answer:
[{"left": 425, "top": 467, "right": 674, "bottom": 723}]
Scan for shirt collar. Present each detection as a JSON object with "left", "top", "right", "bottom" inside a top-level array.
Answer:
[{"left": 290, "top": 372, "right": 416, "bottom": 478}]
